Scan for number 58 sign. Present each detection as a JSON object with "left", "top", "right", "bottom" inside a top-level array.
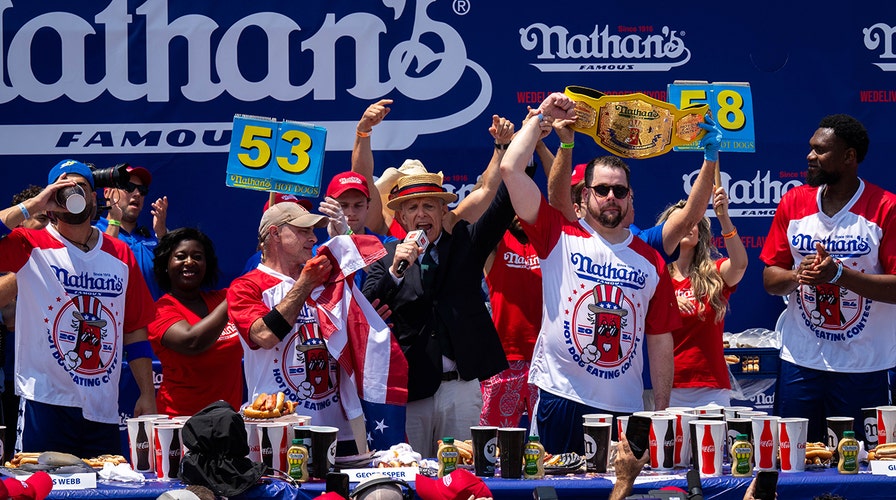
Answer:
[
  {"left": 226, "top": 114, "right": 327, "bottom": 196},
  {"left": 667, "top": 81, "right": 755, "bottom": 153}
]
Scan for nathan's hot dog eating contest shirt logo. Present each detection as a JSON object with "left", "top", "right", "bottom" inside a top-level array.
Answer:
[
  {"left": 274, "top": 305, "right": 339, "bottom": 410},
  {"left": 565, "top": 283, "right": 641, "bottom": 378},
  {"left": 51, "top": 294, "right": 119, "bottom": 384}
]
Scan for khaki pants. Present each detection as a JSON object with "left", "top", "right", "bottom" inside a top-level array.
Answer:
[{"left": 406, "top": 378, "right": 482, "bottom": 457}]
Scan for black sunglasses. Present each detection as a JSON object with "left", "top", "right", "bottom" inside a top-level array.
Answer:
[
  {"left": 123, "top": 182, "right": 148, "bottom": 196},
  {"left": 588, "top": 184, "right": 630, "bottom": 198}
]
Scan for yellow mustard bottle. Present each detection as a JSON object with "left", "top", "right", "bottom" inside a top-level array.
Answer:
[
  {"left": 730, "top": 433, "right": 754, "bottom": 477},
  {"left": 523, "top": 435, "right": 545, "bottom": 479},
  {"left": 437, "top": 437, "right": 459, "bottom": 477},
  {"left": 287, "top": 438, "right": 309, "bottom": 482},
  {"left": 837, "top": 430, "right": 859, "bottom": 474}
]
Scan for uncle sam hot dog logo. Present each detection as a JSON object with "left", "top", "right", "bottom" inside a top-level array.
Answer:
[
  {"left": 50, "top": 294, "right": 119, "bottom": 383},
  {"left": 564, "top": 284, "right": 641, "bottom": 379}
]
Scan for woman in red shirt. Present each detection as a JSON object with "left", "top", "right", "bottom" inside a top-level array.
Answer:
[
  {"left": 148, "top": 228, "right": 243, "bottom": 415},
  {"left": 657, "top": 187, "right": 748, "bottom": 407}
]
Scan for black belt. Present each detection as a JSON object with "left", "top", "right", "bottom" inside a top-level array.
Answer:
[{"left": 441, "top": 370, "right": 459, "bottom": 381}]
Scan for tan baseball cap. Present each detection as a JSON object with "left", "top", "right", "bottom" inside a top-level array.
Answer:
[{"left": 258, "top": 202, "right": 326, "bottom": 241}]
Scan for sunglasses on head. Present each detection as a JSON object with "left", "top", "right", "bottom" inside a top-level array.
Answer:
[
  {"left": 123, "top": 182, "right": 148, "bottom": 196},
  {"left": 588, "top": 184, "right": 630, "bottom": 198}
]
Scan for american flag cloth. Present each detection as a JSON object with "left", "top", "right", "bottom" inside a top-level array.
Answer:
[{"left": 313, "top": 234, "right": 408, "bottom": 449}]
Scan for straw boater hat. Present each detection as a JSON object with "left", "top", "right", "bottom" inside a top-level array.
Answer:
[
  {"left": 374, "top": 159, "right": 441, "bottom": 211},
  {"left": 386, "top": 172, "right": 457, "bottom": 210}
]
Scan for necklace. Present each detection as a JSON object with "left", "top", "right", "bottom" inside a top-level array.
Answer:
[{"left": 59, "top": 227, "right": 94, "bottom": 252}]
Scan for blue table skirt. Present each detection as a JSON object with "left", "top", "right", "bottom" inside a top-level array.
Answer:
[{"left": 45, "top": 467, "right": 894, "bottom": 500}]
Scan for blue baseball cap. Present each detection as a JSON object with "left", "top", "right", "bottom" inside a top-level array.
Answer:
[{"left": 48, "top": 159, "right": 94, "bottom": 188}]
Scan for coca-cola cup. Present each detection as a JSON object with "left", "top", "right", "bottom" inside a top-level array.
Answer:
[
  {"left": 877, "top": 406, "right": 896, "bottom": 445},
  {"left": 470, "top": 426, "right": 498, "bottom": 477},
  {"left": 738, "top": 410, "right": 768, "bottom": 419},
  {"left": 497, "top": 427, "right": 526, "bottom": 479},
  {"left": 583, "top": 422, "right": 611, "bottom": 473},
  {"left": 751, "top": 416, "right": 780, "bottom": 471},
  {"left": 826, "top": 417, "right": 854, "bottom": 450},
  {"left": 257, "top": 421, "right": 289, "bottom": 471},
  {"left": 689, "top": 414, "right": 725, "bottom": 467},
  {"left": 126, "top": 417, "right": 155, "bottom": 472},
  {"left": 778, "top": 417, "right": 808, "bottom": 473},
  {"left": 310, "top": 426, "right": 339, "bottom": 479},
  {"left": 693, "top": 421, "right": 726, "bottom": 477},
  {"left": 244, "top": 420, "right": 261, "bottom": 462},
  {"left": 862, "top": 407, "right": 879, "bottom": 447},
  {"left": 647, "top": 415, "right": 676, "bottom": 471},
  {"left": 667, "top": 410, "right": 696, "bottom": 467},
  {"left": 723, "top": 406, "right": 753, "bottom": 421},
  {"left": 727, "top": 418, "right": 753, "bottom": 467},
  {"left": 694, "top": 404, "right": 724, "bottom": 416},
  {"left": 154, "top": 422, "right": 184, "bottom": 480}
]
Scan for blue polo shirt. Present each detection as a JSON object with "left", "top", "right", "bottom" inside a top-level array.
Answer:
[{"left": 95, "top": 218, "right": 162, "bottom": 299}]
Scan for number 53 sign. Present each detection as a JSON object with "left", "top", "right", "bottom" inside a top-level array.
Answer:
[
  {"left": 226, "top": 114, "right": 327, "bottom": 197},
  {"left": 667, "top": 81, "right": 755, "bottom": 153}
]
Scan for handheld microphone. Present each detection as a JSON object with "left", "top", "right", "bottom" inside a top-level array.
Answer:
[
  {"left": 396, "top": 229, "right": 429, "bottom": 276},
  {"left": 686, "top": 469, "right": 703, "bottom": 500}
]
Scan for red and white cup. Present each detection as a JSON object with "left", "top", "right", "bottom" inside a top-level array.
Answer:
[
  {"left": 257, "top": 421, "right": 289, "bottom": 471},
  {"left": 126, "top": 416, "right": 156, "bottom": 472},
  {"left": 582, "top": 413, "right": 614, "bottom": 425},
  {"left": 667, "top": 410, "right": 697, "bottom": 467},
  {"left": 778, "top": 417, "right": 808, "bottom": 473},
  {"left": 245, "top": 420, "right": 261, "bottom": 462},
  {"left": 693, "top": 420, "right": 726, "bottom": 477},
  {"left": 648, "top": 415, "right": 677, "bottom": 471},
  {"left": 751, "top": 416, "right": 780, "bottom": 471},
  {"left": 617, "top": 416, "right": 629, "bottom": 437},
  {"left": 723, "top": 406, "right": 753, "bottom": 421},
  {"left": 154, "top": 422, "right": 184, "bottom": 480},
  {"left": 877, "top": 405, "right": 896, "bottom": 445},
  {"left": 694, "top": 404, "right": 724, "bottom": 416}
]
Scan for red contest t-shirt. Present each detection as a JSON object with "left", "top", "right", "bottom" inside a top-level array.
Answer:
[
  {"left": 671, "top": 259, "right": 734, "bottom": 390},
  {"left": 148, "top": 289, "right": 244, "bottom": 415}
]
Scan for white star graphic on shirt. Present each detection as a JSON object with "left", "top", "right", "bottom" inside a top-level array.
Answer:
[{"left": 375, "top": 419, "right": 389, "bottom": 433}]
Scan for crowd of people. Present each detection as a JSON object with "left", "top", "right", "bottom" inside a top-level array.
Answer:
[{"left": 0, "top": 94, "right": 892, "bottom": 497}]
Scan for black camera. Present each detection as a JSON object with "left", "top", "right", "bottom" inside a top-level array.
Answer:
[{"left": 87, "top": 162, "right": 131, "bottom": 189}]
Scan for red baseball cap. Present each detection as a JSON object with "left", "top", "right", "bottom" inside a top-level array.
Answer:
[
  {"left": 571, "top": 163, "right": 587, "bottom": 186},
  {"left": 415, "top": 469, "right": 492, "bottom": 500},
  {"left": 326, "top": 171, "right": 370, "bottom": 199},
  {"left": 4, "top": 471, "right": 52, "bottom": 500},
  {"left": 127, "top": 166, "right": 152, "bottom": 186},
  {"left": 263, "top": 193, "right": 313, "bottom": 212}
]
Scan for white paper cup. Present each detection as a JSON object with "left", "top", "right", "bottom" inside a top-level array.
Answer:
[
  {"left": 693, "top": 421, "right": 726, "bottom": 477},
  {"left": 617, "top": 416, "right": 629, "bottom": 438},
  {"left": 723, "top": 406, "right": 753, "bottom": 421},
  {"left": 245, "top": 420, "right": 261, "bottom": 462},
  {"left": 258, "top": 421, "right": 289, "bottom": 471},
  {"left": 877, "top": 406, "right": 896, "bottom": 445},
  {"left": 153, "top": 422, "right": 184, "bottom": 480},
  {"left": 778, "top": 417, "right": 808, "bottom": 473},
  {"left": 126, "top": 417, "right": 156, "bottom": 472},
  {"left": 694, "top": 404, "right": 724, "bottom": 415},
  {"left": 751, "top": 416, "right": 780, "bottom": 471},
  {"left": 649, "top": 415, "right": 677, "bottom": 471},
  {"left": 673, "top": 412, "right": 697, "bottom": 467}
]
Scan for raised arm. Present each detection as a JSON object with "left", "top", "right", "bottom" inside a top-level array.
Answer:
[
  {"left": 0, "top": 177, "right": 72, "bottom": 230},
  {"left": 714, "top": 186, "right": 748, "bottom": 287},
  {"left": 546, "top": 116, "right": 579, "bottom": 222},
  {"left": 501, "top": 95, "right": 576, "bottom": 223},
  {"left": 452, "top": 115, "right": 514, "bottom": 224},
  {"left": 660, "top": 114, "right": 722, "bottom": 256},
  {"left": 353, "top": 99, "right": 393, "bottom": 235}
]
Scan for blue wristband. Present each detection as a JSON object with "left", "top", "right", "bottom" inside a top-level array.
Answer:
[{"left": 123, "top": 340, "right": 153, "bottom": 361}]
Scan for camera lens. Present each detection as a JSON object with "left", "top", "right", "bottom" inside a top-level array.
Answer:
[{"left": 91, "top": 163, "right": 131, "bottom": 189}]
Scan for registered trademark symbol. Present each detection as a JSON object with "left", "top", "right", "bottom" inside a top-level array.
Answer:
[
  {"left": 681, "top": 30, "right": 686, "bottom": 36},
  {"left": 452, "top": 0, "right": 470, "bottom": 15}
]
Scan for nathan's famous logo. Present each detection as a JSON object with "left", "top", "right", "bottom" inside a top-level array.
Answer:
[
  {"left": 274, "top": 319, "right": 338, "bottom": 410},
  {"left": 51, "top": 295, "right": 118, "bottom": 380},
  {"left": 790, "top": 233, "right": 872, "bottom": 260},
  {"left": 50, "top": 265, "right": 124, "bottom": 297},
  {"left": 682, "top": 169, "right": 802, "bottom": 218},
  {"left": 0, "top": 0, "right": 490, "bottom": 154},
  {"left": 570, "top": 253, "right": 648, "bottom": 289},
  {"left": 864, "top": 23, "right": 896, "bottom": 71},
  {"left": 614, "top": 105, "right": 660, "bottom": 120},
  {"left": 563, "top": 283, "right": 641, "bottom": 380},
  {"left": 519, "top": 23, "right": 690, "bottom": 72}
]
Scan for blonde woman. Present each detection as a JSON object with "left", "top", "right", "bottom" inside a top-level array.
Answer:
[{"left": 658, "top": 186, "right": 747, "bottom": 407}]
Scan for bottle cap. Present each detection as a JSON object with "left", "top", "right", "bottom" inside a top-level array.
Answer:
[
  {"left": 292, "top": 438, "right": 301, "bottom": 445},
  {"left": 442, "top": 437, "right": 454, "bottom": 444},
  {"left": 735, "top": 434, "right": 748, "bottom": 441},
  {"left": 843, "top": 431, "right": 855, "bottom": 438},
  {"left": 528, "top": 435, "right": 540, "bottom": 442}
]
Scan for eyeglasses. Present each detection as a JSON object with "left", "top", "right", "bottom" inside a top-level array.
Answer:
[
  {"left": 588, "top": 184, "right": 630, "bottom": 198},
  {"left": 123, "top": 182, "right": 148, "bottom": 196}
]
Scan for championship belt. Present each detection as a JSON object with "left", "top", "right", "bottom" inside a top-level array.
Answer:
[{"left": 565, "top": 85, "right": 709, "bottom": 159}]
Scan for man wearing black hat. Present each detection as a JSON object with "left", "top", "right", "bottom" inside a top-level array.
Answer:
[
  {"left": 0, "top": 160, "right": 157, "bottom": 457},
  {"left": 96, "top": 165, "right": 168, "bottom": 299},
  {"left": 363, "top": 170, "right": 515, "bottom": 457}
]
